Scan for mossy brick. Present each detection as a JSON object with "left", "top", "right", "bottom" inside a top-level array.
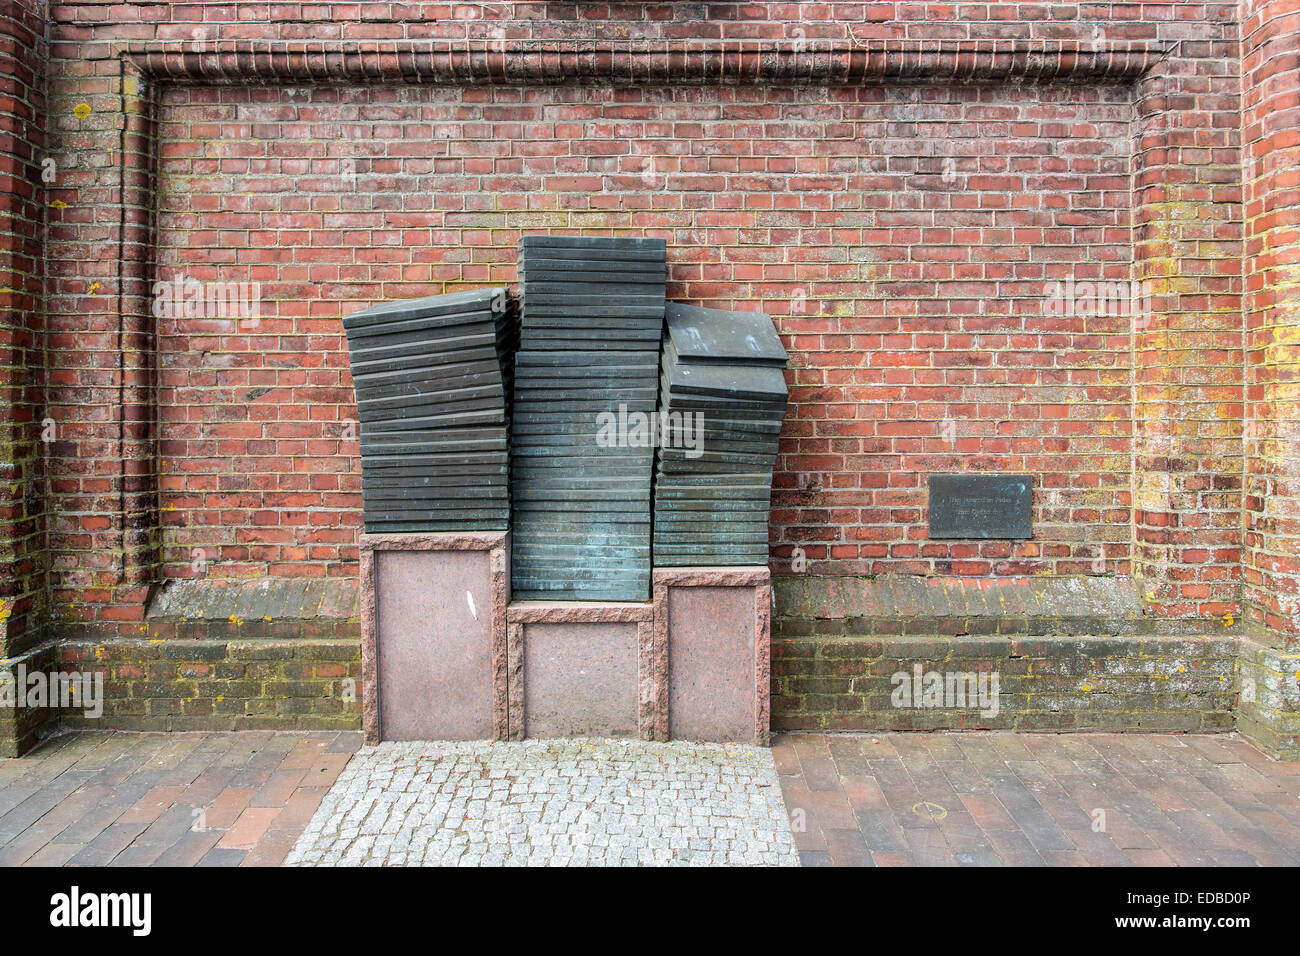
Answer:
[
  {"left": 274, "top": 697, "right": 321, "bottom": 716},
  {"left": 771, "top": 638, "right": 817, "bottom": 657},
  {"left": 292, "top": 642, "right": 359, "bottom": 661},
  {"left": 838, "top": 616, "right": 872, "bottom": 634},
  {"left": 771, "top": 575, "right": 808, "bottom": 617},
  {"left": 803, "top": 694, "right": 839, "bottom": 712},
  {"left": 277, "top": 661, "right": 316, "bottom": 680},
  {"left": 307, "top": 697, "right": 355, "bottom": 716},
  {"left": 1013, "top": 712, "right": 1080, "bottom": 730},
  {"left": 1130, "top": 712, "right": 1213, "bottom": 732},
  {"left": 892, "top": 638, "right": 964, "bottom": 659},
  {"left": 133, "top": 681, "right": 194, "bottom": 698},
  {"left": 900, "top": 616, "right": 947, "bottom": 635},
  {"left": 784, "top": 675, "right": 848, "bottom": 694},
  {"left": 828, "top": 658, "right": 869, "bottom": 677},
  {"left": 945, "top": 637, "right": 1014, "bottom": 658},
  {"left": 100, "top": 678, "right": 134, "bottom": 697},
  {"left": 74, "top": 714, "right": 161, "bottom": 732},
  {"left": 264, "top": 680, "right": 327, "bottom": 698},
  {"left": 145, "top": 620, "right": 177, "bottom": 640},
  {"left": 231, "top": 715, "right": 301, "bottom": 730},
  {"left": 159, "top": 641, "right": 230, "bottom": 661},
  {"left": 58, "top": 643, "right": 110, "bottom": 663},
  {"left": 226, "top": 641, "right": 295, "bottom": 660},
  {"left": 819, "top": 639, "right": 882, "bottom": 660},
  {"left": 774, "top": 715, "right": 823, "bottom": 731},
  {"left": 197, "top": 680, "right": 262, "bottom": 698},
  {"left": 306, "top": 715, "right": 362, "bottom": 730}
]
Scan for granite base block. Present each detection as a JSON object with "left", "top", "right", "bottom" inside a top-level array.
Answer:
[{"left": 360, "top": 532, "right": 509, "bottom": 743}]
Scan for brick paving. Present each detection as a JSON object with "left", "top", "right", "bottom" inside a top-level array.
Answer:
[
  {"left": 4, "top": 730, "right": 1300, "bottom": 867},
  {"left": 0, "top": 730, "right": 361, "bottom": 866},
  {"left": 286, "top": 740, "right": 799, "bottom": 866},
  {"left": 774, "top": 731, "right": 1300, "bottom": 866}
]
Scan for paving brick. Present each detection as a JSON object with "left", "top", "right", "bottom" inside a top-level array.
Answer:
[
  {"left": 117, "top": 786, "right": 186, "bottom": 825},
  {"left": 198, "top": 847, "right": 249, "bottom": 867},
  {"left": 202, "top": 787, "right": 258, "bottom": 829},
  {"left": 249, "top": 769, "right": 309, "bottom": 809},
  {"left": 66, "top": 822, "right": 149, "bottom": 866},
  {"left": 219, "top": 807, "right": 282, "bottom": 850}
]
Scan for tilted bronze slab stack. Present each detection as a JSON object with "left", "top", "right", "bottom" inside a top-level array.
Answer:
[
  {"left": 652, "top": 303, "right": 789, "bottom": 565},
  {"left": 342, "top": 288, "right": 514, "bottom": 533}
]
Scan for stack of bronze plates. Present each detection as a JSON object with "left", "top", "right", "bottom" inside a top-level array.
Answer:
[
  {"left": 342, "top": 288, "right": 513, "bottom": 532},
  {"left": 652, "top": 303, "right": 788, "bottom": 565},
  {"left": 510, "top": 236, "right": 667, "bottom": 601}
]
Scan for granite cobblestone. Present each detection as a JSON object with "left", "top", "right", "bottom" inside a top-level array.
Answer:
[{"left": 286, "top": 739, "right": 799, "bottom": 867}]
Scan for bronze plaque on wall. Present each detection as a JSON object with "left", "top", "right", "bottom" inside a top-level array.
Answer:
[{"left": 928, "top": 474, "right": 1033, "bottom": 539}]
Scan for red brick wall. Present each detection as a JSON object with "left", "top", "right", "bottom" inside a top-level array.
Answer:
[
  {"left": 1243, "top": 0, "right": 1300, "bottom": 641},
  {"left": 152, "top": 80, "right": 1133, "bottom": 583},
  {"left": 1129, "top": 44, "right": 1244, "bottom": 624},
  {"left": 0, "top": 0, "right": 47, "bottom": 656},
  {"left": 31, "top": 2, "right": 1247, "bottom": 633}
]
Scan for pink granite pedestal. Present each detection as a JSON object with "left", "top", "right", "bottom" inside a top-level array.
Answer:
[
  {"left": 360, "top": 532, "right": 509, "bottom": 744},
  {"left": 653, "top": 567, "right": 771, "bottom": 746},
  {"left": 506, "top": 601, "right": 661, "bottom": 741},
  {"left": 362, "top": 537, "right": 769, "bottom": 746}
]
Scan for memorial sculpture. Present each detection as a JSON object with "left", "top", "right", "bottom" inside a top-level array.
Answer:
[{"left": 345, "top": 238, "right": 786, "bottom": 745}]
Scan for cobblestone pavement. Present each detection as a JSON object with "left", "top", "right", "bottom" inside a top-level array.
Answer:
[
  {"left": 775, "top": 731, "right": 1300, "bottom": 866},
  {"left": 286, "top": 739, "right": 799, "bottom": 866},
  {"left": 0, "top": 730, "right": 360, "bottom": 866}
]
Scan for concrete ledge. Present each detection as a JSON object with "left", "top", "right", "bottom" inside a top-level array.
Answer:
[
  {"left": 773, "top": 574, "right": 1233, "bottom": 637},
  {"left": 145, "top": 578, "right": 360, "bottom": 641},
  {"left": 148, "top": 577, "right": 359, "bottom": 620}
]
